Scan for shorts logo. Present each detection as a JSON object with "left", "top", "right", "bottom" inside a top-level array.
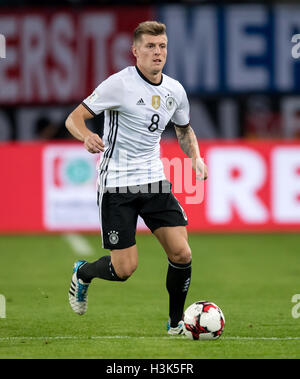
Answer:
[
  {"left": 108, "top": 231, "right": 119, "bottom": 245},
  {"left": 152, "top": 95, "right": 160, "bottom": 109}
]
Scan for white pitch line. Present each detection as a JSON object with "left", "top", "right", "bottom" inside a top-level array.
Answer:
[
  {"left": 223, "top": 336, "right": 300, "bottom": 341},
  {"left": 0, "top": 336, "right": 300, "bottom": 342},
  {"left": 63, "top": 233, "right": 93, "bottom": 256}
]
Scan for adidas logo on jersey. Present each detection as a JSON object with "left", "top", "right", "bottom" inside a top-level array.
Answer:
[{"left": 136, "top": 98, "right": 145, "bottom": 105}]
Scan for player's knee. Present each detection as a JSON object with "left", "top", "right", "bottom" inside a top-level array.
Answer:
[
  {"left": 181, "top": 247, "right": 192, "bottom": 264},
  {"left": 170, "top": 246, "right": 192, "bottom": 265}
]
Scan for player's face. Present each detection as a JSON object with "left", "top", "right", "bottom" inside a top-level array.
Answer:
[{"left": 133, "top": 34, "right": 168, "bottom": 75}]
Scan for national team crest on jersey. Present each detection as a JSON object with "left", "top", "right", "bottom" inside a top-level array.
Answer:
[
  {"left": 152, "top": 95, "right": 160, "bottom": 109},
  {"left": 166, "top": 96, "right": 175, "bottom": 110}
]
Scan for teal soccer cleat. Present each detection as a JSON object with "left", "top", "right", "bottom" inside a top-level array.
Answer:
[
  {"left": 68, "top": 260, "right": 90, "bottom": 315},
  {"left": 167, "top": 319, "right": 184, "bottom": 335}
]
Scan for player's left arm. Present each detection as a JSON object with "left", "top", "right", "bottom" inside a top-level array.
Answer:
[{"left": 175, "top": 124, "right": 208, "bottom": 180}]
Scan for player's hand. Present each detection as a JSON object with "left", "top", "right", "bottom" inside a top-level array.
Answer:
[
  {"left": 192, "top": 157, "right": 208, "bottom": 181},
  {"left": 84, "top": 133, "right": 105, "bottom": 154}
]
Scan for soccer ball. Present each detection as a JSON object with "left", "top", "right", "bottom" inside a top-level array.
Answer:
[{"left": 183, "top": 301, "right": 225, "bottom": 340}]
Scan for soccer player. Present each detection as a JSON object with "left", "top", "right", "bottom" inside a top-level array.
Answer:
[{"left": 65, "top": 21, "right": 208, "bottom": 335}]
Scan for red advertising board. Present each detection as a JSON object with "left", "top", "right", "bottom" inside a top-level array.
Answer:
[
  {"left": 1, "top": 140, "right": 300, "bottom": 233},
  {"left": 0, "top": 6, "right": 153, "bottom": 104},
  {"left": 0, "top": 143, "right": 44, "bottom": 231}
]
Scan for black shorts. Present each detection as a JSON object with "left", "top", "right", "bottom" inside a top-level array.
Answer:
[{"left": 97, "top": 180, "right": 188, "bottom": 250}]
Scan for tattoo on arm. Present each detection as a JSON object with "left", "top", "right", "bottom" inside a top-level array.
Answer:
[{"left": 175, "top": 125, "right": 200, "bottom": 159}]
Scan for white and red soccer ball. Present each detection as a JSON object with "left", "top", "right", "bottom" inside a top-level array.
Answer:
[{"left": 183, "top": 301, "right": 225, "bottom": 340}]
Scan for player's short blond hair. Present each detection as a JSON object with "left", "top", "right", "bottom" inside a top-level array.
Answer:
[{"left": 133, "top": 21, "right": 167, "bottom": 45}]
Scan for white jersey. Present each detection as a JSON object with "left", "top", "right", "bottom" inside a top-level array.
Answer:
[{"left": 82, "top": 66, "right": 190, "bottom": 188}]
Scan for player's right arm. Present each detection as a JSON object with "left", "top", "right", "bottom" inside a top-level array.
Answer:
[{"left": 65, "top": 104, "right": 105, "bottom": 154}]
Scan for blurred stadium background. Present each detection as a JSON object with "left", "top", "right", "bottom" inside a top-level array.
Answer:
[
  {"left": 1, "top": 0, "right": 300, "bottom": 233},
  {"left": 0, "top": 0, "right": 300, "bottom": 359}
]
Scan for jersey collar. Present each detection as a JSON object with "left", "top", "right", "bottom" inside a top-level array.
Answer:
[{"left": 135, "top": 66, "right": 163, "bottom": 86}]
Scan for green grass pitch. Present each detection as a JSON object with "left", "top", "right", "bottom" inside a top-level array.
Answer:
[{"left": 0, "top": 232, "right": 299, "bottom": 359}]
